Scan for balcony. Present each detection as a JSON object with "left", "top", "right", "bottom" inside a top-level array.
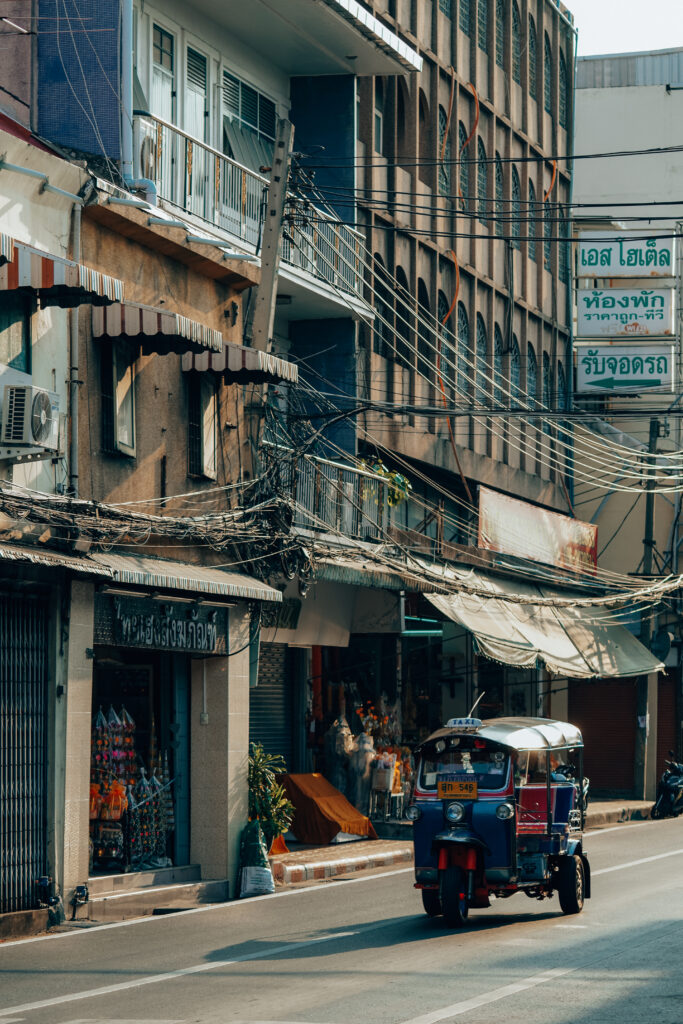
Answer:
[
  {"left": 268, "top": 447, "right": 475, "bottom": 556},
  {"left": 133, "top": 114, "right": 363, "bottom": 304}
]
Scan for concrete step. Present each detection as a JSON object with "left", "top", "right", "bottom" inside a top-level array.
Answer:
[
  {"left": 87, "top": 864, "right": 201, "bottom": 897},
  {"left": 86, "top": 879, "right": 229, "bottom": 922}
]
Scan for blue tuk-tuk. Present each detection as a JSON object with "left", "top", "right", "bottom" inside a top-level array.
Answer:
[{"left": 406, "top": 716, "right": 590, "bottom": 926}]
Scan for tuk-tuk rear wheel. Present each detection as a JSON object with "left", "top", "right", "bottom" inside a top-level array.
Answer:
[
  {"left": 557, "top": 854, "right": 585, "bottom": 914},
  {"left": 421, "top": 889, "right": 442, "bottom": 917},
  {"left": 440, "top": 866, "right": 469, "bottom": 927}
]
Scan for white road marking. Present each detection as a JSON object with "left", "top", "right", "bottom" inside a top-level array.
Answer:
[
  {"left": 399, "top": 966, "right": 576, "bottom": 1024},
  {"left": 592, "top": 847, "right": 683, "bottom": 876},
  {"left": 0, "top": 868, "right": 414, "bottom": 950},
  {"left": 554, "top": 924, "right": 588, "bottom": 929},
  {"left": 0, "top": 921, "right": 392, "bottom": 1018},
  {"left": 584, "top": 821, "right": 653, "bottom": 838}
]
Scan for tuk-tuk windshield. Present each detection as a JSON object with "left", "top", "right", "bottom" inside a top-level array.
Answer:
[{"left": 419, "top": 738, "right": 510, "bottom": 792}]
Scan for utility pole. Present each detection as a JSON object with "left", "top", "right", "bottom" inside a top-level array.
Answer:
[
  {"left": 243, "top": 118, "right": 294, "bottom": 482},
  {"left": 634, "top": 416, "right": 659, "bottom": 798},
  {"left": 250, "top": 118, "right": 294, "bottom": 353}
]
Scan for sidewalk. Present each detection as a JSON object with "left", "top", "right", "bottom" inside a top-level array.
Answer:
[{"left": 269, "top": 799, "right": 653, "bottom": 888}]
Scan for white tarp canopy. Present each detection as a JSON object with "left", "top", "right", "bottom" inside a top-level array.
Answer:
[{"left": 424, "top": 568, "right": 663, "bottom": 679}]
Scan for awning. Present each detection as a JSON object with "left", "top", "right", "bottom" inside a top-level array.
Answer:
[
  {"left": 0, "top": 233, "right": 13, "bottom": 266},
  {"left": 92, "top": 301, "right": 223, "bottom": 355},
  {"left": 0, "top": 238, "right": 123, "bottom": 307},
  {"left": 0, "top": 541, "right": 110, "bottom": 577},
  {"left": 90, "top": 551, "right": 282, "bottom": 603},
  {"left": 425, "top": 569, "right": 663, "bottom": 679},
  {"left": 315, "top": 553, "right": 431, "bottom": 592},
  {"left": 181, "top": 345, "right": 298, "bottom": 384}
]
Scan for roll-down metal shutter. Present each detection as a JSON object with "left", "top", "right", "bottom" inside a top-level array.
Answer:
[
  {"left": 569, "top": 678, "right": 637, "bottom": 795},
  {"left": 249, "top": 642, "right": 293, "bottom": 770},
  {"left": 0, "top": 595, "right": 49, "bottom": 913}
]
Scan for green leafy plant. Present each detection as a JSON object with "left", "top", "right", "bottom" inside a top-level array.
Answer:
[
  {"left": 361, "top": 459, "right": 413, "bottom": 507},
  {"left": 248, "top": 742, "right": 295, "bottom": 848}
]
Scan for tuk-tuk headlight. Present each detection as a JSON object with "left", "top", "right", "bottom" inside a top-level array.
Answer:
[
  {"left": 496, "top": 802, "right": 515, "bottom": 820},
  {"left": 405, "top": 804, "right": 421, "bottom": 822},
  {"left": 445, "top": 801, "right": 465, "bottom": 823}
]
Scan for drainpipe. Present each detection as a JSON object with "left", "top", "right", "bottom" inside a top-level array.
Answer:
[
  {"left": 69, "top": 203, "right": 81, "bottom": 497},
  {"left": 120, "top": 0, "right": 157, "bottom": 204}
]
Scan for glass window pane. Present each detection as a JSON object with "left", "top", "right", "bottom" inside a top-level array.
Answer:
[{"left": 114, "top": 346, "right": 135, "bottom": 454}]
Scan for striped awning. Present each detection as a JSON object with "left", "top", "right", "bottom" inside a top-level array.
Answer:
[
  {"left": 0, "top": 233, "right": 13, "bottom": 266},
  {"left": 0, "top": 238, "right": 123, "bottom": 307},
  {"left": 92, "top": 301, "right": 223, "bottom": 355},
  {"left": 181, "top": 344, "right": 298, "bottom": 384}
]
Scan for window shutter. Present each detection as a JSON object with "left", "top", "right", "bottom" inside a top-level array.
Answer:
[
  {"left": 259, "top": 95, "right": 276, "bottom": 140},
  {"left": 222, "top": 72, "right": 239, "bottom": 116},
  {"left": 241, "top": 83, "right": 258, "bottom": 128},
  {"left": 187, "top": 48, "right": 207, "bottom": 92}
]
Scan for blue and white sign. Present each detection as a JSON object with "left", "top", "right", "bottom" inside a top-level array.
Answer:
[
  {"left": 577, "top": 288, "right": 675, "bottom": 337},
  {"left": 446, "top": 718, "right": 482, "bottom": 729}
]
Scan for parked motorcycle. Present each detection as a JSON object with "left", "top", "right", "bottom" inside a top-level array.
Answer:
[{"left": 651, "top": 752, "right": 683, "bottom": 819}]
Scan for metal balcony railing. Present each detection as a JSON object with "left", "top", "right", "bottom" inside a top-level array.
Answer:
[
  {"left": 269, "top": 448, "right": 476, "bottom": 555},
  {"left": 133, "top": 113, "right": 362, "bottom": 296}
]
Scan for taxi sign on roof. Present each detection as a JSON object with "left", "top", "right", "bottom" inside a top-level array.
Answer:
[{"left": 446, "top": 717, "right": 482, "bottom": 729}]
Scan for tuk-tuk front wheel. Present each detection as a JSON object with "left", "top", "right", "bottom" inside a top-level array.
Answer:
[
  {"left": 440, "top": 866, "right": 469, "bottom": 927},
  {"left": 421, "top": 889, "right": 442, "bottom": 917},
  {"left": 557, "top": 855, "right": 585, "bottom": 915}
]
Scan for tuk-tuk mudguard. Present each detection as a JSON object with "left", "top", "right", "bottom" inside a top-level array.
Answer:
[{"left": 432, "top": 828, "right": 491, "bottom": 855}]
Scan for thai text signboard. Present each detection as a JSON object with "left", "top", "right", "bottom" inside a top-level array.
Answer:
[
  {"left": 94, "top": 593, "right": 228, "bottom": 654},
  {"left": 576, "top": 344, "right": 675, "bottom": 394},
  {"left": 478, "top": 487, "right": 597, "bottom": 572},
  {"left": 578, "top": 231, "right": 675, "bottom": 278},
  {"left": 577, "top": 288, "right": 674, "bottom": 337}
]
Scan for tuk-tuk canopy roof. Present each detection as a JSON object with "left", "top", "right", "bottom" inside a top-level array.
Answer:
[{"left": 419, "top": 717, "right": 583, "bottom": 752}]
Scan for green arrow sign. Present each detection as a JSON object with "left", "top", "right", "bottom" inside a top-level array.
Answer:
[{"left": 586, "top": 377, "right": 663, "bottom": 390}]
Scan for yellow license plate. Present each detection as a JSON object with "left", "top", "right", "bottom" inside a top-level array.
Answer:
[{"left": 437, "top": 779, "right": 478, "bottom": 799}]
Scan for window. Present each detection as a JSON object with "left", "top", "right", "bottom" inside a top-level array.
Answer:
[
  {"left": 186, "top": 47, "right": 207, "bottom": 141},
  {"left": 459, "top": 122, "right": 469, "bottom": 210},
  {"left": 475, "top": 313, "right": 488, "bottom": 405},
  {"left": 459, "top": 0, "right": 471, "bottom": 35},
  {"left": 440, "top": 0, "right": 453, "bottom": 15},
  {"left": 152, "top": 23, "right": 174, "bottom": 123},
  {"left": 374, "top": 79, "right": 385, "bottom": 155},
  {"left": 457, "top": 302, "right": 470, "bottom": 397},
  {"left": 544, "top": 202, "right": 552, "bottom": 271},
  {"left": 544, "top": 33, "right": 553, "bottom": 114},
  {"left": 0, "top": 293, "right": 31, "bottom": 372},
  {"left": 477, "top": 137, "right": 488, "bottom": 224},
  {"left": 493, "top": 324, "right": 504, "bottom": 406},
  {"left": 478, "top": 0, "right": 488, "bottom": 52},
  {"left": 559, "top": 215, "right": 571, "bottom": 283},
  {"left": 511, "top": 166, "right": 521, "bottom": 250},
  {"left": 495, "top": 0, "right": 505, "bottom": 68},
  {"left": 438, "top": 291, "right": 455, "bottom": 393},
  {"left": 494, "top": 154, "right": 504, "bottom": 237},
  {"left": 559, "top": 50, "right": 569, "bottom": 128},
  {"left": 512, "top": 2, "right": 521, "bottom": 84},
  {"left": 528, "top": 180, "right": 538, "bottom": 262},
  {"left": 528, "top": 16, "right": 537, "bottom": 98},
  {"left": 418, "top": 91, "right": 431, "bottom": 186},
  {"left": 558, "top": 360, "right": 568, "bottom": 411},
  {"left": 395, "top": 266, "right": 412, "bottom": 368},
  {"left": 439, "top": 105, "right": 451, "bottom": 196},
  {"left": 417, "top": 279, "right": 433, "bottom": 383},
  {"left": 188, "top": 374, "right": 217, "bottom": 478},
  {"left": 510, "top": 335, "right": 521, "bottom": 407},
  {"left": 101, "top": 341, "right": 136, "bottom": 457},
  {"left": 223, "top": 71, "right": 277, "bottom": 173},
  {"left": 542, "top": 351, "right": 552, "bottom": 433},
  {"left": 527, "top": 343, "right": 537, "bottom": 407},
  {"left": 373, "top": 254, "right": 393, "bottom": 358}
]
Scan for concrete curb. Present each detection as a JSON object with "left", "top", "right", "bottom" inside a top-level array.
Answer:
[
  {"left": 585, "top": 805, "right": 652, "bottom": 828},
  {"left": 271, "top": 844, "right": 413, "bottom": 886}
]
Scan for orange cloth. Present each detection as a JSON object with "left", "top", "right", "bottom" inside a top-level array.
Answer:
[
  {"left": 278, "top": 773, "right": 378, "bottom": 845},
  {"left": 268, "top": 834, "right": 290, "bottom": 855}
]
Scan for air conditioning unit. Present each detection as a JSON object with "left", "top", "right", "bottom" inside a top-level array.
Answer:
[{"left": 1, "top": 384, "right": 60, "bottom": 452}]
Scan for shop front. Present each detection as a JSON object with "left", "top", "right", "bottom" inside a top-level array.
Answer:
[{"left": 90, "top": 590, "right": 227, "bottom": 877}]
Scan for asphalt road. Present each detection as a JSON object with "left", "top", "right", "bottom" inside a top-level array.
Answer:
[{"left": 1, "top": 817, "right": 683, "bottom": 1024}]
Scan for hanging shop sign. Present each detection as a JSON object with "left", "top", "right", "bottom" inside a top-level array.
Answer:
[
  {"left": 94, "top": 593, "right": 228, "bottom": 654},
  {"left": 576, "top": 343, "right": 675, "bottom": 394},
  {"left": 577, "top": 288, "right": 675, "bottom": 337},
  {"left": 578, "top": 231, "right": 675, "bottom": 278},
  {"left": 478, "top": 487, "right": 597, "bottom": 572}
]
